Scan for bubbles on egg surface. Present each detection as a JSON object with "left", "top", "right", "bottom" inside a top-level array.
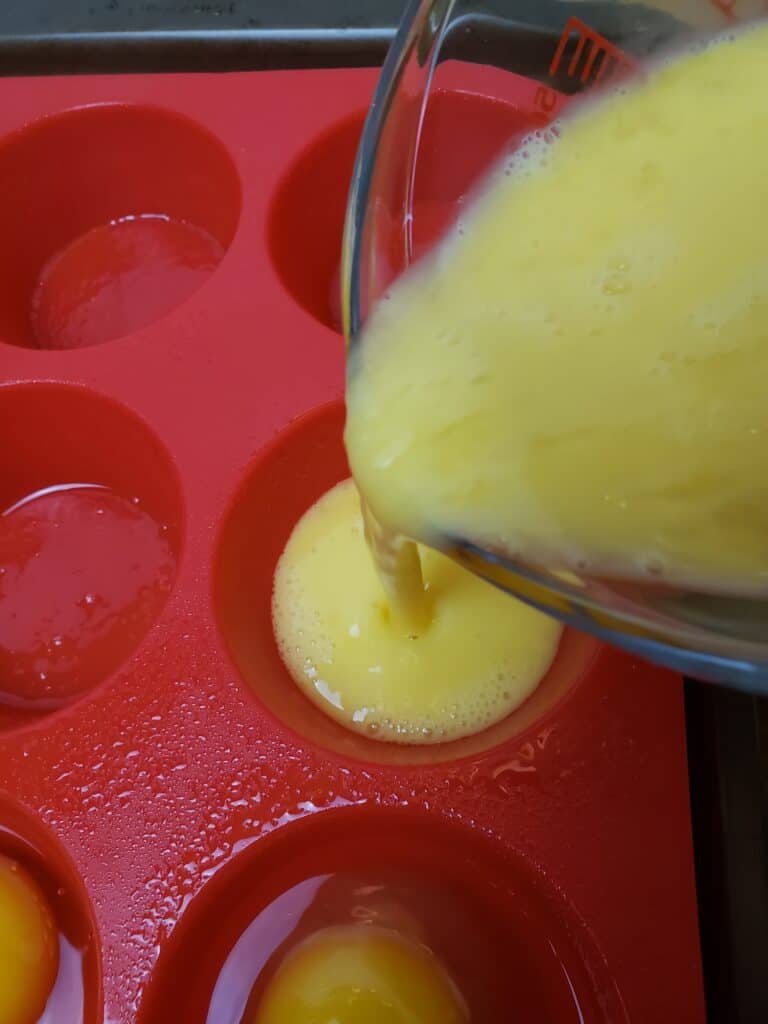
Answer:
[
  {"left": 500, "top": 125, "right": 558, "bottom": 185},
  {"left": 272, "top": 480, "right": 560, "bottom": 747}
]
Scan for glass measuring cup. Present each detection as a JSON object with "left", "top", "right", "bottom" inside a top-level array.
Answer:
[{"left": 342, "top": 0, "right": 768, "bottom": 694}]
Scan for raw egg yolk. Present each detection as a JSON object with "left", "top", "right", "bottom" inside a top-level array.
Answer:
[
  {"left": 254, "top": 925, "right": 468, "bottom": 1024},
  {"left": 0, "top": 855, "right": 58, "bottom": 1024}
]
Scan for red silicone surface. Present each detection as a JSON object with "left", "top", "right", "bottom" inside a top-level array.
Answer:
[{"left": 0, "top": 67, "right": 704, "bottom": 1023}]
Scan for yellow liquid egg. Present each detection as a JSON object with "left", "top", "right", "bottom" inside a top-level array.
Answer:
[
  {"left": 0, "top": 856, "right": 58, "bottom": 1024},
  {"left": 345, "top": 23, "right": 768, "bottom": 597},
  {"left": 272, "top": 479, "right": 561, "bottom": 744},
  {"left": 253, "top": 925, "right": 468, "bottom": 1024}
]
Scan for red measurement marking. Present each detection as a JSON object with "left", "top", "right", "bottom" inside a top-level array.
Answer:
[
  {"left": 549, "top": 17, "right": 637, "bottom": 87},
  {"left": 534, "top": 84, "right": 559, "bottom": 114},
  {"left": 710, "top": 0, "right": 737, "bottom": 19}
]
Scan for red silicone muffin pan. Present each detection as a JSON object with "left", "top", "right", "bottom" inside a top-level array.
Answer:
[{"left": 0, "top": 65, "right": 704, "bottom": 1023}]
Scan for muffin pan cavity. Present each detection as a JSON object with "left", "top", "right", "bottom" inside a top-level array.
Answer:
[
  {"left": 138, "top": 806, "right": 627, "bottom": 1024},
  {"left": 0, "top": 795, "right": 102, "bottom": 1023},
  {"left": 0, "top": 103, "right": 240, "bottom": 349},
  {"left": 215, "top": 398, "right": 600, "bottom": 767},
  {"left": 0, "top": 383, "right": 183, "bottom": 728}
]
